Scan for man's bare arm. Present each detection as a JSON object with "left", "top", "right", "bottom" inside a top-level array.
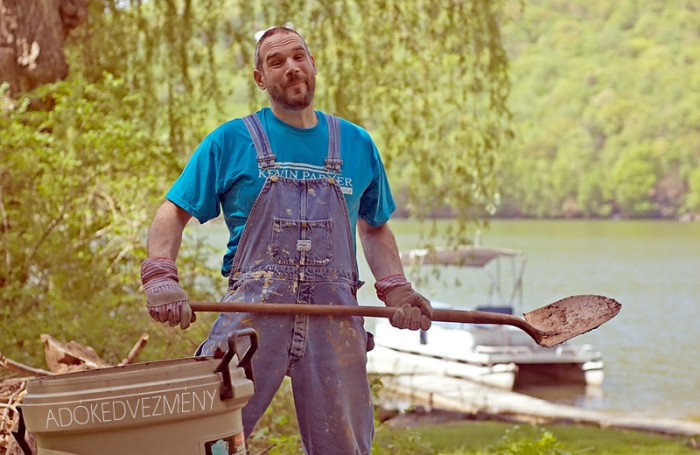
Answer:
[
  {"left": 357, "top": 219, "right": 403, "bottom": 280},
  {"left": 358, "top": 219, "right": 432, "bottom": 330},
  {"left": 146, "top": 200, "right": 193, "bottom": 259}
]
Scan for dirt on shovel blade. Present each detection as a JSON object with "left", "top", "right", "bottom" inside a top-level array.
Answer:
[{"left": 524, "top": 295, "right": 622, "bottom": 347}]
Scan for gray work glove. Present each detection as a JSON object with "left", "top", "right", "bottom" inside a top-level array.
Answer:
[
  {"left": 140, "top": 257, "right": 195, "bottom": 330},
  {"left": 375, "top": 274, "right": 432, "bottom": 331}
]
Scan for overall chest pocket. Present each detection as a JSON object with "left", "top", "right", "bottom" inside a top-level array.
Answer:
[{"left": 270, "top": 218, "right": 334, "bottom": 266}]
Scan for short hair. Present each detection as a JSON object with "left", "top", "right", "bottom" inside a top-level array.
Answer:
[{"left": 254, "top": 26, "right": 311, "bottom": 72}]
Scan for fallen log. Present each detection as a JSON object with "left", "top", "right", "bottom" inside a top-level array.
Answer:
[{"left": 40, "top": 334, "right": 111, "bottom": 373}]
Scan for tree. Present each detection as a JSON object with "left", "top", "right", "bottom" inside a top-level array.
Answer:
[
  {"left": 611, "top": 145, "right": 658, "bottom": 217},
  {"left": 1, "top": 0, "right": 512, "bottom": 365},
  {"left": 0, "top": 0, "right": 88, "bottom": 96},
  {"left": 683, "top": 166, "right": 700, "bottom": 217}
]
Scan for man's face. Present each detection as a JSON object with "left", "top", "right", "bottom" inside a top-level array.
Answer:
[{"left": 254, "top": 32, "right": 317, "bottom": 111}]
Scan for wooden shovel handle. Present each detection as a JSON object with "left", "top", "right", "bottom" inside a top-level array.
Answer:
[
  {"left": 189, "top": 301, "right": 544, "bottom": 345},
  {"left": 189, "top": 301, "right": 531, "bottom": 327}
]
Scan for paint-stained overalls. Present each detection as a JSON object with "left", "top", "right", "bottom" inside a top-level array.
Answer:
[{"left": 198, "top": 113, "right": 374, "bottom": 454}]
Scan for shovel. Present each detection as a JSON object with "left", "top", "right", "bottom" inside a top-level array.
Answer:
[{"left": 191, "top": 294, "right": 620, "bottom": 348}]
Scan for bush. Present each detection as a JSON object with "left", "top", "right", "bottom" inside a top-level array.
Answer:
[{"left": 0, "top": 77, "right": 220, "bottom": 367}]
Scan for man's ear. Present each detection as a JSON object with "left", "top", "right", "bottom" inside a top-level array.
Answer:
[
  {"left": 253, "top": 70, "right": 266, "bottom": 90},
  {"left": 311, "top": 55, "right": 317, "bottom": 74}
]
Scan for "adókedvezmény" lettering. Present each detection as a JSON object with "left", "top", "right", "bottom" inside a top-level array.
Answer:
[{"left": 44, "top": 387, "right": 217, "bottom": 429}]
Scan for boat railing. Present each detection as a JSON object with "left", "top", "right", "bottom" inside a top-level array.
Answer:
[
  {"left": 474, "top": 344, "right": 602, "bottom": 360},
  {"left": 474, "top": 345, "right": 533, "bottom": 356}
]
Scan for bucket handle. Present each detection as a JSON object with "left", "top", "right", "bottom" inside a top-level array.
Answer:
[
  {"left": 12, "top": 406, "right": 34, "bottom": 455},
  {"left": 214, "top": 328, "right": 258, "bottom": 400}
]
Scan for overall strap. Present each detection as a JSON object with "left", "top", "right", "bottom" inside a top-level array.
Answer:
[
  {"left": 324, "top": 113, "right": 342, "bottom": 173},
  {"left": 242, "top": 114, "right": 277, "bottom": 169}
]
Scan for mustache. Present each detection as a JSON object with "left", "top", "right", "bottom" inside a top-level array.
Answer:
[{"left": 284, "top": 75, "right": 308, "bottom": 87}]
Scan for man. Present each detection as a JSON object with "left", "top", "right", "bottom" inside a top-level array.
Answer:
[{"left": 140, "top": 26, "right": 432, "bottom": 454}]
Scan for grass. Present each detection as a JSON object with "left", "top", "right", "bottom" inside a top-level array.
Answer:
[
  {"left": 374, "top": 419, "right": 700, "bottom": 454},
  {"left": 244, "top": 378, "right": 699, "bottom": 454}
]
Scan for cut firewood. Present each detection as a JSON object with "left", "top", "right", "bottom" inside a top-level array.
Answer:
[
  {"left": 118, "top": 333, "right": 149, "bottom": 366},
  {"left": 0, "top": 354, "right": 51, "bottom": 377},
  {"left": 40, "top": 334, "right": 110, "bottom": 373},
  {"left": 1, "top": 380, "right": 30, "bottom": 455}
]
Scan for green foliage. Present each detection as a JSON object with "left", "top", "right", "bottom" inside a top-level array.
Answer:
[
  {"left": 0, "top": 74, "right": 220, "bottom": 366},
  {"left": 480, "top": 425, "right": 565, "bottom": 455},
  {"left": 374, "top": 428, "right": 433, "bottom": 455},
  {"left": 385, "top": 420, "right": 698, "bottom": 454},
  {"left": 2, "top": 0, "right": 511, "bottom": 366},
  {"left": 683, "top": 166, "right": 700, "bottom": 215},
  {"left": 370, "top": 375, "right": 434, "bottom": 454},
  {"left": 228, "top": 0, "right": 513, "bottom": 242},
  {"left": 611, "top": 145, "right": 658, "bottom": 217},
  {"left": 496, "top": 0, "right": 700, "bottom": 218},
  {"left": 245, "top": 379, "right": 302, "bottom": 454},
  {"left": 65, "top": 0, "right": 222, "bottom": 159}
]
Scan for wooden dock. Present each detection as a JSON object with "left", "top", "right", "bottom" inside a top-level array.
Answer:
[{"left": 367, "top": 346, "right": 700, "bottom": 436}]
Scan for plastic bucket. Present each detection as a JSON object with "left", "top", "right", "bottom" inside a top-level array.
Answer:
[{"left": 18, "top": 329, "right": 257, "bottom": 455}]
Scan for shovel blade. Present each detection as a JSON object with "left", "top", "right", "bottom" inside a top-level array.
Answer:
[{"left": 524, "top": 295, "right": 621, "bottom": 347}]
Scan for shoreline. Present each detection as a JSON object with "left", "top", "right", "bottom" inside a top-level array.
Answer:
[{"left": 368, "top": 346, "right": 700, "bottom": 437}]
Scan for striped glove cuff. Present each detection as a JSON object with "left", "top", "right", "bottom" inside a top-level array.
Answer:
[
  {"left": 374, "top": 274, "right": 410, "bottom": 303},
  {"left": 141, "top": 257, "right": 179, "bottom": 286}
]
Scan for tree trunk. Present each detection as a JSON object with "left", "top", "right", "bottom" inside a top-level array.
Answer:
[{"left": 0, "top": 0, "right": 88, "bottom": 96}]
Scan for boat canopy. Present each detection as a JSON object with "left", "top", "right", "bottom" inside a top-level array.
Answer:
[{"left": 400, "top": 246, "right": 523, "bottom": 268}]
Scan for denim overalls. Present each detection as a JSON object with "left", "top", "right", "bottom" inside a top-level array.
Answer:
[{"left": 198, "top": 113, "right": 374, "bottom": 454}]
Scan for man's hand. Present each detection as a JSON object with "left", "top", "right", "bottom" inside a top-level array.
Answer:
[
  {"left": 140, "top": 257, "right": 195, "bottom": 330},
  {"left": 375, "top": 274, "right": 432, "bottom": 331}
]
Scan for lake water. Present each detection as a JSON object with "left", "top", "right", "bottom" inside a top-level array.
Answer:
[{"left": 196, "top": 219, "right": 700, "bottom": 422}]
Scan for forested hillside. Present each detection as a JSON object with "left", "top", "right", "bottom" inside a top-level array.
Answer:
[{"left": 495, "top": 1, "right": 700, "bottom": 219}]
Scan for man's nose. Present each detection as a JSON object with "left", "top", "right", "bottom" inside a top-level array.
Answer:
[{"left": 284, "top": 58, "right": 301, "bottom": 75}]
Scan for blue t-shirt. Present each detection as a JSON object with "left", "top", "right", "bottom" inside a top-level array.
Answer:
[{"left": 167, "top": 108, "right": 396, "bottom": 276}]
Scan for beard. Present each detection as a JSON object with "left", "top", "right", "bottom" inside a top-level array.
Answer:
[{"left": 268, "top": 76, "right": 316, "bottom": 111}]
